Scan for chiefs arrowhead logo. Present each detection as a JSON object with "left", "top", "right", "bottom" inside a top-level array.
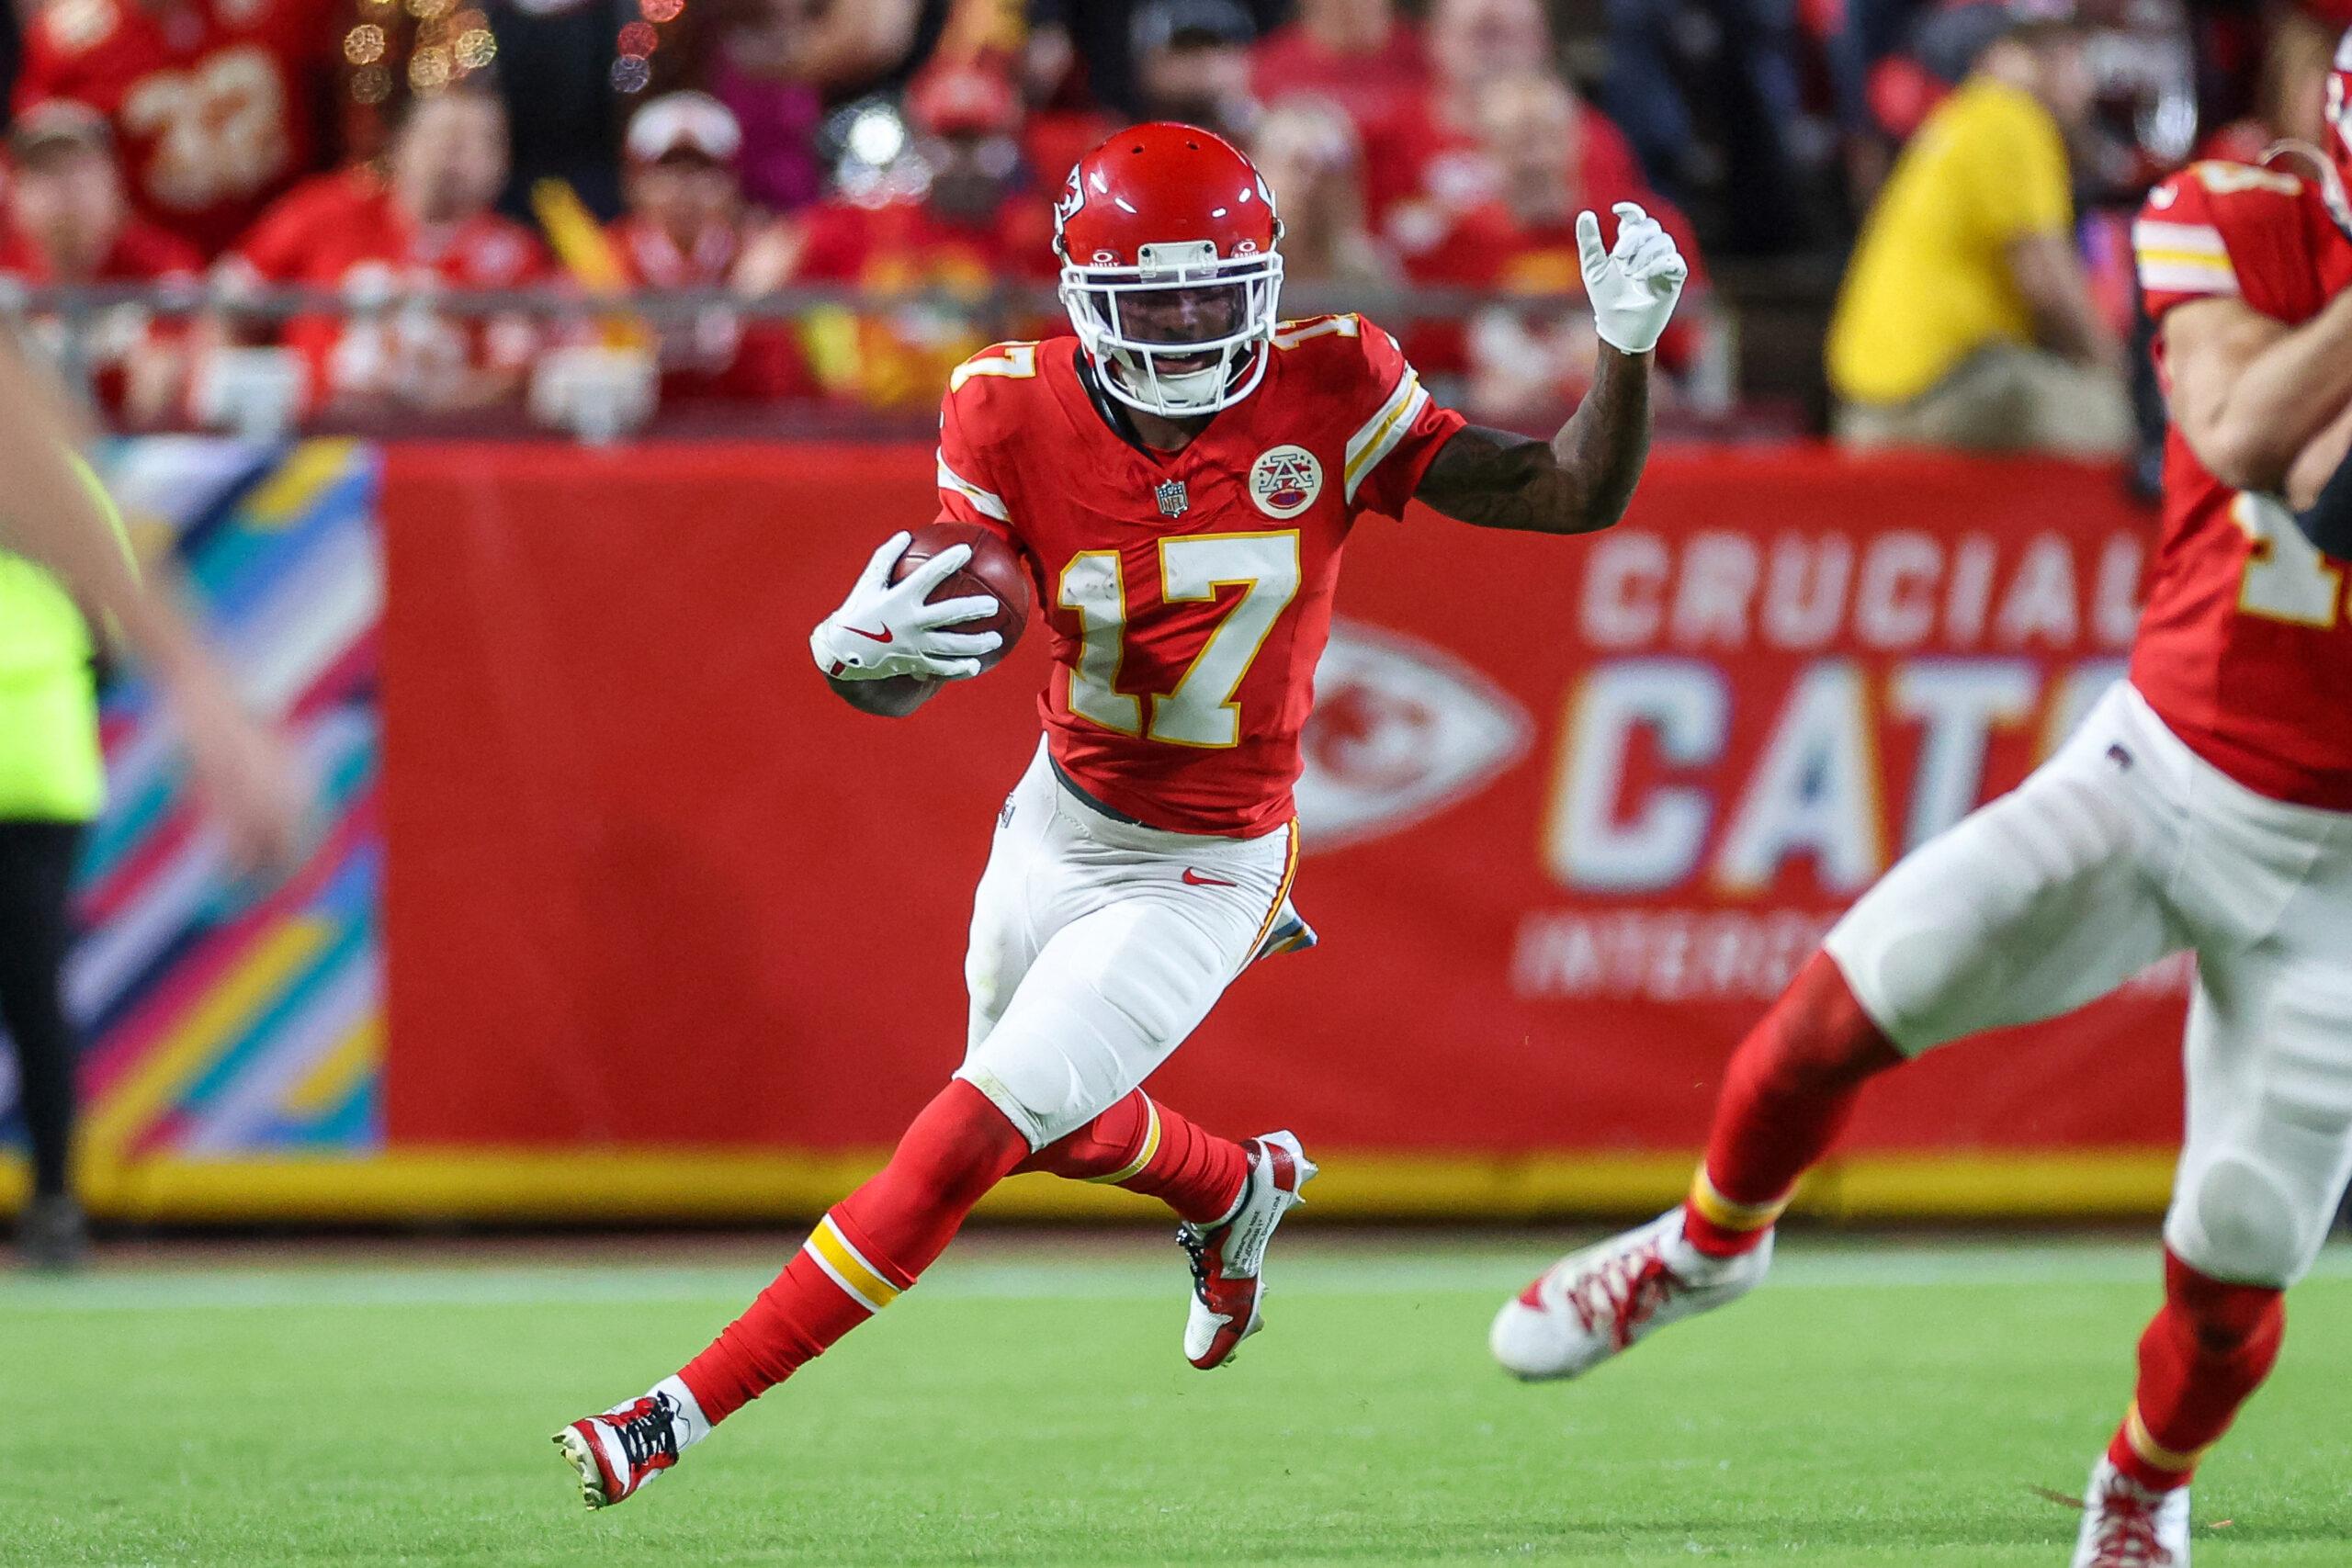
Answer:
[{"left": 1295, "top": 619, "right": 1531, "bottom": 850}]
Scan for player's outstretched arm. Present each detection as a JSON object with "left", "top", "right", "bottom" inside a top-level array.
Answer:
[
  {"left": 1411, "top": 203, "right": 1683, "bottom": 536},
  {"left": 809, "top": 531, "right": 1001, "bottom": 717}
]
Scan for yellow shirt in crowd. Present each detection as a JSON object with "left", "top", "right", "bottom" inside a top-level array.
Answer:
[{"left": 1826, "top": 77, "right": 2074, "bottom": 406}]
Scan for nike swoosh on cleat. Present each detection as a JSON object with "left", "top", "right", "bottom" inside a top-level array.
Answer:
[
  {"left": 848, "top": 625, "right": 894, "bottom": 643},
  {"left": 1182, "top": 868, "right": 1238, "bottom": 887}
]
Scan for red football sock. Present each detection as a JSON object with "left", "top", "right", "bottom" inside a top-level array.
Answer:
[
  {"left": 677, "top": 1079, "right": 1028, "bottom": 1424},
  {"left": 1014, "top": 1089, "right": 1249, "bottom": 1225},
  {"left": 2106, "top": 1249, "right": 2284, "bottom": 1491},
  {"left": 1682, "top": 951, "right": 1905, "bottom": 1258}
]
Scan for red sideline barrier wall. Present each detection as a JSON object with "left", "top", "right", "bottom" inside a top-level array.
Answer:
[{"left": 377, "top": 443, "right": 2184, "bottom": 1219}]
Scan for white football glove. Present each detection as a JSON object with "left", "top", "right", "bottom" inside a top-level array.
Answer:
[
  {"left": 1577, "top": 201, "right": 1689, "bottom": 357},
  {"left": 810, "top": 531, "right": 1002, "bottom": 682}
]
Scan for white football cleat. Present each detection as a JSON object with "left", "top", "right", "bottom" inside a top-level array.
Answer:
[
  {"left": 2070, "top": 1459, "right": 2190, "bottom": 1566},
  {"left": 1179, "top": 1130, "right": 1317, "bottom": 1369},
  {"left": 552, "top": 1380, "right": 706, "bottom": 1509},
  {"left": 1490, "top": 1207, "right": 1770, "bottom": 1381}
]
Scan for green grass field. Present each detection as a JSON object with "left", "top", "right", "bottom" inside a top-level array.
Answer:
[{"left": 6, "top": 1232, "right": 2349, "bottom": 1566}]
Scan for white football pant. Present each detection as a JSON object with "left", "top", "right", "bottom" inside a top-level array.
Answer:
[
  {"left": 956, "top": 741, "right": 1299, "bottom": 1148},
  {"left": 1826, "top": 681, "right": 2352, "bottom": 1288}
]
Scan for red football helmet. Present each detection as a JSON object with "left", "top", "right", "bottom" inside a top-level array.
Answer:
[
  {"left": 1053, "top": 122, "right": 1284, "bottom": 418},
  {"left": 2329, "top": 29, "right": 2352, "bottom": 227}
]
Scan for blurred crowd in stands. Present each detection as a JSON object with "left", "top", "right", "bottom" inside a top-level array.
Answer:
[{"left": 0, "top": 0, "right": 2335, "bottom": 452}]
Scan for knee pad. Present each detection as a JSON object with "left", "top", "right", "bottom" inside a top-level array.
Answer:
[{"left": 2169, "top": 1154, "right": 2311, "bottom": 1289}]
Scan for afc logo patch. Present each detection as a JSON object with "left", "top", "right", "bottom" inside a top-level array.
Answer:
[{"left": 1250, "top": 446, "right": 1323, "bottom": 519}]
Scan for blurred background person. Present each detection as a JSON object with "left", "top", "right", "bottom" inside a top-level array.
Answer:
[
  {"left": 1372, "top": 0, "right": 1650, "bottom": 252},
  {"left": 1826, "top": 17, "right": 2131, "bottom": 456},
  {"left": 1246, "top": 96, "right": 1393, "bottom": 292},
  {"left": 606, "top": 91, "right": 808, "bottom": 403},
  {"left": 1404, "top": 72, "right": 1713, "bottom": 425},
  {"left": 0, "top": 374, "right": 307, "bottom": 1269},
  {"left": 1600, "top": 0, "right": 1808, "bottom": 253},
  {"left": 2197, "top": 7, "right": 2334, "bottom": 161},
  {"left": 14, "top": 0, "right": 344, "bottom": 257},
  {"left": 686, "top": 0, "right": 831, "bottom": 216},
  {"left": 0, "top": 103, "right": 201, "bottom": 427},
  {"left": 221, "top": 85, "right": 545, "bottom": 421},
  {"left": 1130, "top": 0, "right": 1260, "bottom": 141},
  {"left": 748, "top": 57, "right": 1053, "bottom": 410},
  {"left": 1249, "top": 0, "right": 1426, "bottom": 145}
]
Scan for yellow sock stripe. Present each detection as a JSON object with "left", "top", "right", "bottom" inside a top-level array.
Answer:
[
  {"left": 1687, "top": 1167, "right": 1791, "bottom": 1233},
  {"left": 2124, "top": 1402, "right": 2210, "bottom": 1474},
  {"left": 1247, "top": 824, "right": 1303, "bottom": 959},
  {"left": 1088, "top": 1097, "right": 1163, "bottom": 1185},
  {"left": 803, "top": 1213, "right": 901, "bottom": 1314}
]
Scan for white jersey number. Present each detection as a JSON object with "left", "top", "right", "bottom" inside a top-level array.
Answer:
[
  {"left": 2233, "top": 492, "right": 2343, "bottom": 627},
  {"left": 1056, "top": 532, "right": 1302, "bottom": 748}
]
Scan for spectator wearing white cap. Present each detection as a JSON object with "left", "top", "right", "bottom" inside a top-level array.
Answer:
[{"left": 605, "top": 92, "right": 808, "bottom": 402}]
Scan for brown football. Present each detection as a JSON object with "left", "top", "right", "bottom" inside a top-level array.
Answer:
[{"left": 888, "top": 520, "right": 1033, "bottom": 671}]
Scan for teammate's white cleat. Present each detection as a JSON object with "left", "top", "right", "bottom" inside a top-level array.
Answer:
[
  {"left": 2070, "top": 1459, "right": 2191, "bottom": 1566},
  {"left": 1179, "top": 1130, "right": 1317, "bottom": 1369},
  {"left": 1489, "top": 1207, "right": 1771, "bottom": 1381},
  {"left": 552, "top": 1380, "right": 707, "bottom": 1509}
]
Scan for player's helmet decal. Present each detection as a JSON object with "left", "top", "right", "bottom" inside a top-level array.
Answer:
[{"left": 1250, "top": 446, "right": 1323, "bottom": 518}]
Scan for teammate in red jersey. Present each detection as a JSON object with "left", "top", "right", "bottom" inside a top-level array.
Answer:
[
  {"left": 553, "top": 120, "right": 1690, "bottom": 1509},
  {"left": 16, "top": 0, "right": 338, "bottom": 257},
  {"left": 1487, "top": 37, "right": 2352, "bottom": 1568}
]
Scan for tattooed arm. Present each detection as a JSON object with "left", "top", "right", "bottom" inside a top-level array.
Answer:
[{"left": 1411, "top": 344, "right": 1653, "bottom": 536}]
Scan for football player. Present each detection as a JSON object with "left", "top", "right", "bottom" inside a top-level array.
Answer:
[
  {"left": 555, "top": 121, "right": 1688, "bottom": 1507},
  {"left": 1487, "top": 37, "right": 2352, "bottom": 1568}
]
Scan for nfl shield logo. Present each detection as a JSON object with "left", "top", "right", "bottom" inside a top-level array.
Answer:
[{"left": 1155, "top": 479, "right": 1190, "bottom": 519}]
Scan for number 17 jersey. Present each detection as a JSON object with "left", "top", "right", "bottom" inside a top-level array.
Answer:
[
  {"left": 2132, "top": 160, "right": 2352, "bottom": 809},
  {"left": 933, "top": 319, "right": 1465, "bottom": 836}
]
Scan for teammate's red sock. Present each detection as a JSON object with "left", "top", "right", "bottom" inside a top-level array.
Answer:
[
  {"left": 2105, "top": 1249, "right": 2284, "bottom": 1491},
  {"left": 676, "top": 1079, "right": 1028, "bottom": 1424},
  {"left": 1014, "top": 1089, "right": 1249, "bottom": 1225},
  {"left": 1682, "top": 952, "right": 1905, "bottom": 1258}
]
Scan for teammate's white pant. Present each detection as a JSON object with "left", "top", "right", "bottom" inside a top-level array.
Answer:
[
  {"left": 955, "top": 741, "right": 1299, "bottom": 1148},
  {"left": 1825, "top": 682, "right": 2352, "bottom": 1288}
]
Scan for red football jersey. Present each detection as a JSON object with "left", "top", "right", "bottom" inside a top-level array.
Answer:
[
  {"left": 2132, "top": 159, "right": 2352, "bottom": 809},
  {"left": 17, "top": 0, "right": 336, "bottom": 256},
  {"left": 229, "top": 167, "right": 545, "bottom": 410},
  {"left": 934, "top": 317, "right": 1466, "bottom": 837}
]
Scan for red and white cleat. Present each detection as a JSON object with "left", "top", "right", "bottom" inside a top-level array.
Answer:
[
  {"left": 552, "top": 1386, "right": 700, "bottom": 1509},
  {"left": 2070, "top": 1460, "right": 2191, "bottom": 1567},
  {"left": 1179, "top": 1130, "right": 1317, "bottom": 1369},
  {"left": 1489, "top": 1207, "right": 1770, "bottom": 1382}
]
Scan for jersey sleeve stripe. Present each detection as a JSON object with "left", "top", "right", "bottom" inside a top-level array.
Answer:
[
  {"left": 2131, "top": 220, "right": 2229, "bottom": 256},
  {"left": 2137, "top": 262, "right": 2242, "bottom": 298},
  {"left": 936, "top": 450, "right": 1011, "bottom": 521},
  {"left": 1343, "top": 372, "right": 1430, "bottom": 503}
]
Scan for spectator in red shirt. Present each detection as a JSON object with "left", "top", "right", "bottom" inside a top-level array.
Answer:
[
  {"left": 1373, "top": 0, "right": 1648, "bottom": 254},
  {"left": 0, "top": 102, "right": 201, "bottom": 424},
  {"left": 1248, "top": 0, "right": 1426, "bottom": 146},
  {"left": 223, "top": 85, "right": 545, "bottom": 419},
  {"left": 1405, "top": 72, "right": 1714, "bottom": 426},
  {"left": 1246, "top": 96, "right": 1395, "bottom": 290},
  {"left": 16, "top": 0, "right": 340, "bottom": 258},
  {"left": 750, "top": 59, "right": 1057, "bottom": 409},
  {"left": 606, "top": 91, "right": 808, "bottom": 402}
]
